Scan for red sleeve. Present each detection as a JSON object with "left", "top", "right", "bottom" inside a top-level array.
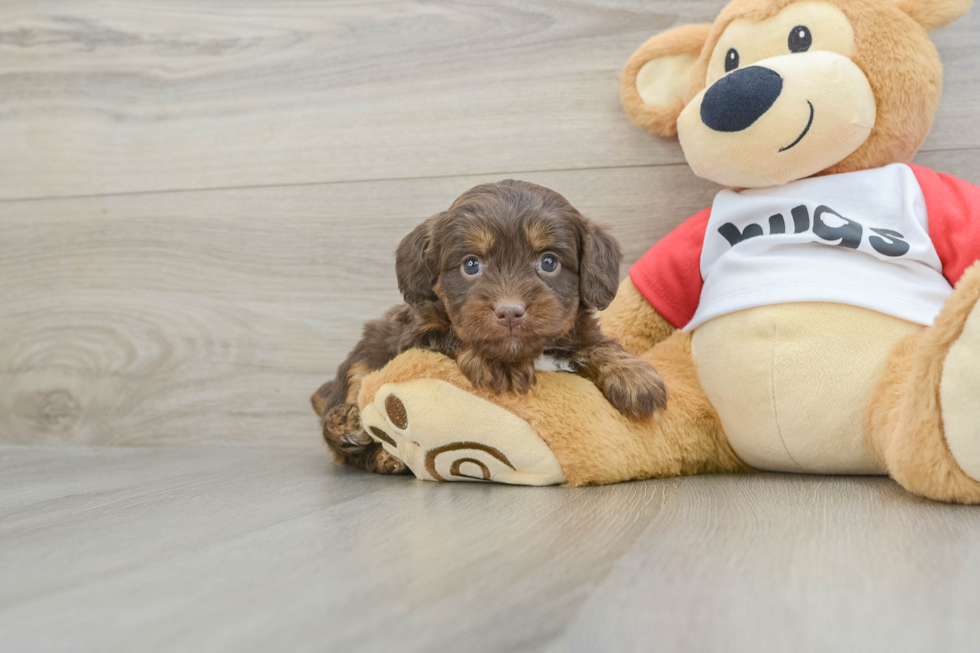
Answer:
[
  {"left": 629, "top": 208, "right": 711, "bottom": 329},
  {"left": 909, "top": 164, "right": 980, "bottom": 286}
]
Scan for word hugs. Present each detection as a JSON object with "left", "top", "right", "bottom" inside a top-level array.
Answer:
[{"left": 718, "top": 204, "right": 911, "bottom": 258}]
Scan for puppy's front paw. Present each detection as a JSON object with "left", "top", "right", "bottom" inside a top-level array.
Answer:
[
  {"left": 323, "top": 403, "right": 370, "bottom": 452},
  {"left": 363, "top": 445, "right": 410, "bottom": 475},
  {"left": 323, "top": 403, "right": 409, "bottom": 476},
  {"left": 597, "top": 359, "right": 667, "bottom": 419}
]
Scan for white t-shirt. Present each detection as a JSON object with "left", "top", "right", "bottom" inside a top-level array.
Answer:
[
  {"left": 686, "top": 163, "right": 953, "bottom": 329},
  {"left": 631, "top": 163, "right": 980, "bottom": 331}
]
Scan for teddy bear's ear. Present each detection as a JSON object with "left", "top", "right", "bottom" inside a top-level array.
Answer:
[
  {"left": 621, "top": 24, "right": 712, "bottom": 137},
  {"left": 895, "top": 0, "right": 973, "bottom": 31}
]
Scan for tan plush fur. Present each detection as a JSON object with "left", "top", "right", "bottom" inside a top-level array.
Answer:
[
  {"left": 621, "top": 0, "right": 952, "bottom": 180},
  {"left": 897, "top": 0, "right": 973, "bottom": 30},
  {"left": 865, "top": 263, "right": 980, "bottom": 503},
  {"left": 597, "top": 278, "right": 676, "bottom": 355},
  {"left": 620, "top": 24, "right": 713, "bottom": 137},
  {"left": 344, "top": 0, "right": 980, "bottom": 500},
  {"left": 695, "top": 304, "right": 920, "bottom": 474},
  {"left": 359, "top": 335, "right": 747, "bottom": 487}
]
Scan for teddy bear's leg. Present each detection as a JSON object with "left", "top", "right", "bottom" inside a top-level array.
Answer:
[
  {"left": 865, "top": 263, "right": 980, "bottom": 503},
  {"left": 357, "top": 331, "right": 747, "bottom": 486},
  {"left": 598, "top": 277, "right": 676, "bottom": 355}
]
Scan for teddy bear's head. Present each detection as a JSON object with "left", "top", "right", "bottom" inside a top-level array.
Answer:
[{"left": 622, "top": 0, "right": 971, "bottom": 188}]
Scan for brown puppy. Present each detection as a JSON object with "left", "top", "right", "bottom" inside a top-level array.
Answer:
[{"left": 312, "top": 180, "right": 667, "bottom": 474}]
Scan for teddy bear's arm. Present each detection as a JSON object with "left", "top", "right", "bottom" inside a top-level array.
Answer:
[
  {"left": 908, "top": 164, "right": 980, "bottom": 285},
  {"left": 598, "top": 277, "right": 675, "bottom": 355},
  {"left": 601, "top": 208, "right": 714, "bottom": 355},
  {"left": 357, "top": 338, "right": 747, "bottom": 487}
]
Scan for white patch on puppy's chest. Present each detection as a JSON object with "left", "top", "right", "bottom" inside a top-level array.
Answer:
[{"left": 534, "top": 354, "right": 575, "bottom": 373}]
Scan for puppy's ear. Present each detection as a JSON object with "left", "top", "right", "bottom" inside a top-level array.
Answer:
[
  {"left": 621, "top": 24, "right": 712, "bottom": 137},
  {"left": 396, "top": 215, "right": 440, "bottom": 307},
  {"left": 579, "top": 222, "right": 623, "bottom": 311}
]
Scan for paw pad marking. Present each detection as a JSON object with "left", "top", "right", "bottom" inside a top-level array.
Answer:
[
  {"left": 450, "top": 459, "right": 491, "bottom": 480},
  {"left": 385, "top": 394, "right": 409, "bottom": 430},
  {"left": 425, "top": 442, "right": 515, "bottom": 481},
  {"left": 360, "top": 380, "right": 565, "bottom": 486},
  {"left": 368, "top": 426, "right": 396, "bottom": 447}
]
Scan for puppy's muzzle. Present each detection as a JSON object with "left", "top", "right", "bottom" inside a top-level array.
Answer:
[{"left": 494, "top": 303, "right": 526, "bottom": 328}]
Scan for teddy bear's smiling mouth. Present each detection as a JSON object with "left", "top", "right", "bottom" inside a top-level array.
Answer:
[{"left": 779, "top": 101, "right": 815, "bottom": 152}]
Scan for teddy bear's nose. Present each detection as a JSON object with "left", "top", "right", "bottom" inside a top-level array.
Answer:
[{"left": 701, "top": 66, "right": 784, "bottom": 132}]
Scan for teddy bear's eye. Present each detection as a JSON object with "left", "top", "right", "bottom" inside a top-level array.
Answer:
[
  {"left": 725, "top": 48, "right": 740, "bottom": 72},
  {"left": 789, "top": 25, "right": 812, "bottom": 53}
]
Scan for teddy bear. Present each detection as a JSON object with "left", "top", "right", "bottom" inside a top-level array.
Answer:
[{"left": 331, "top": 0, "right": 980, "bottom": 503}]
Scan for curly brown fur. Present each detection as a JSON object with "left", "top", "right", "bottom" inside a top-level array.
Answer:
[{"left": 312, "top": 180, "right": 667, "bottom": 474}]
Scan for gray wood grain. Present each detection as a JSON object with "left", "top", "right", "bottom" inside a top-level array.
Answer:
[
  {"left": 1, "top": 152, "right": 978, "bottom": 447},
  {"left": 559, "top": 475, "right": 980, "bottom": 653},
  {"left": 2, "top": 446, "right": 979, "bottom": 653},
  {"left": 3, "top": 2, "right": 980, "bottom": 651},
  {"left": 1, "top": 0, "right": 977, "bottom": 200},
  {"left": 0, "top": 164, "right": 720, "bottom": 447}
]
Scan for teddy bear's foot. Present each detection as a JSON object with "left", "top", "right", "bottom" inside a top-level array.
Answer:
[
  {"left": 867, "top": 263, "right": 980, "bottom": 503},
  {"left": 941, "top": 288, "right": 980, "bottom": 482},
  {"left": 358, "top": 379, "right": 565, "bottom": 485}
]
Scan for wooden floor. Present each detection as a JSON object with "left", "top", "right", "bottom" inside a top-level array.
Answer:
[
  {"left": 3, "top": 445, "right": 980, "bottom": 653},
  {"left": 3, "top": 0, "right": 979, "bottom": 448},
  {"left": 2, "top": 1, "right": 980, "bottom": 651}
]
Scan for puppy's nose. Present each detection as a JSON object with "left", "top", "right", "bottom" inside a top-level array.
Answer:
[
  {"left": 494, "top": 303, "right": 526, "bottom": 328},
  {"left": 701, "top": 66, "right": 783, "bottom": 132}
]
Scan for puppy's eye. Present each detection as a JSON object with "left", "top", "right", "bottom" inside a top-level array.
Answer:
[
  {"left": 725, "top": 48, "right": 740, "bottom": 73},
  {"left": 537, "top": 254, "right": 560, "bottom": 275},
  {"left": 461, "top": 257, "right": 482, "bottom": 276},
  {"left": 789, "top": 26, "right": 812, "bottom": 53}
]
